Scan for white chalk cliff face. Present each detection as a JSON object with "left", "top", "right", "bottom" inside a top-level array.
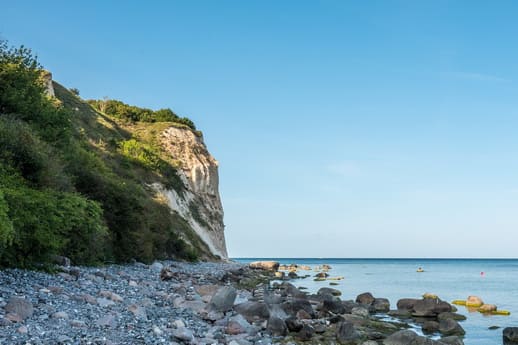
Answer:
[{"left": 153, "top": 127, "right": 228, "bottom": 259}]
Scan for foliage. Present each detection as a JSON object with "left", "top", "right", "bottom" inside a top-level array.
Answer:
[
  {"left": 87, "top": 98, "right": 196, "bottom": 129},
  {"left": 0, "top": 186, "right": 107, "bottom": 267},
  {"left": 0, "top": 39, "right": 204, "bottom": 267}
]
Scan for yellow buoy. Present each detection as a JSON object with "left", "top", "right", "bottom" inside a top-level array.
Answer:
[
  {"left": 452, "top": 300, "right": 467, "bottom": 306},
  {"left": 492, "top": 310, "right": 511, "bottom": 316}
]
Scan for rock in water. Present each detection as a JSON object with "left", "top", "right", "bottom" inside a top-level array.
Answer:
[
  {"left": 5, "top": 297, "right": 34, "bottom": 321},
  {"left": 439, "top": 319, "right": 465, "bottom": 336},
  {"left": 249, "top": 261, "right": 280, "bottom": 271},
  {"left": 208, "top": 286, "right": 237, "bottom": 312},
  {"left": 356, "top": 292, "right": 375, "bottom": 305},
  {"left": 503, "top": 327, "right": 518, "bottom": 344},
  {"left": 373, "top": 298, "right": 390, "bottom": 312}
]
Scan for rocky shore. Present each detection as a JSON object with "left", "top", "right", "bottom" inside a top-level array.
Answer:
[{"left": 0, "top": 260, "right": 512, "bottom": 345}]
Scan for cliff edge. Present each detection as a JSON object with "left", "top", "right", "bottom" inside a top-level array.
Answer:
[{"left": 154, "top": 127, "right": 227, "bottom": 259}]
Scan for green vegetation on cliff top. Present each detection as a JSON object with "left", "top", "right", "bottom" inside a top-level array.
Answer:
[{"left": 0, "top": 40, "right": 215, "bottom": 268}]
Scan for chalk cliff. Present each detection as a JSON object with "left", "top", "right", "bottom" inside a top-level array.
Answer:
[{"left": 153, "top": 127, "right": 227, "bottom": 259}]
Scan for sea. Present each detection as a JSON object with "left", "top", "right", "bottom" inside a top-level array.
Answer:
[{"left": 234, "top": 258, "right": 518, "bottom": 345}]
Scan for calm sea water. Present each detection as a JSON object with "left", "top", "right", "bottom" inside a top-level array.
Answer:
[{"left": 234, "top": 258, "right": 518, "bottom": 345}]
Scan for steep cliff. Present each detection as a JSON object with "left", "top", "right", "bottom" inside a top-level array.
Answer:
[{"left": 153, "top": 127, "right": 227, "bottom": 259}]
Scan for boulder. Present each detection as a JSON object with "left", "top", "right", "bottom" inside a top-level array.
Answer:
[
  {"left": 465, "top": 295, "right": 483, "bottom": 307},
  {"left": 267, "top": 316, "right": 287, "bottom": 336},
  {"left": 318, "top": 287, "right": 342, "bottom": 297},
  {"left": 373, "top": 298, "right": 390, "bottom": 312},
  {"left": 249, "top": 261, "right": 280, "bottom": 271},
  {"left": 439, "top": 336, "right": 464, "bottom": 345},
  {"left": 503, "top": 327, "right": 518, "bottom": 344},
  {"left": 384, "top": 330, "right": 443, "bottom": 345},
  {"left": 281, "top": 298, "right": 314, "bottom": 317},
  {"left": 208, "top": 286, "right": 237, "bottom": 312},
  {"left": 226, "top": 314, "right": 253, "bottom": 335},
  {"left": 5, "top": 297, "right": 34, "bottom": 321},
  {"left": 413, "top": 298, "right": 452, "bottom": 317},
  {"left": 296, "top": 324, "right": 315, "bottom": 341},
  {"left": 397, "top": 298, "right": 419, "bottom": 311},
  {"left": 343, "top": 300, "right": 361, "bottom": 314},
  {"left": 235, "top": 302, "right": 270, "bottom": 322},
  {"left": 422, "top": 321, "right": 440, "bottom": 333},
  {"left": 437, "top": 312, "right": 466, "bottom": 321},
  {"left": 160, "top": 267, "right": 175, "bottom": 281},
  {"left": 150, "top": 261, "right": 164, "bottom": 272},
  {"left": 279, "top": 282, "right": 306, "bottom": 298},
  {"left": 285, "top": 317, "right": 303, "bottom": 332},
  {"left": 172, "top": 326, "right": 194, "bottom": 342},
  {"left": 439, "top": 319, "right": 465, "bottom": 336},
  {"left": 323, "top": 297, "right": 346, "bottom": 314},
  {"left": 356, "top": 292, "right": 375, "bottom": 305},
  {"left": 351, "top": 306, "right": 370, "bottom": 318},
  {"left": 336, "top": 321, "right": 360, "bottom": 343}
]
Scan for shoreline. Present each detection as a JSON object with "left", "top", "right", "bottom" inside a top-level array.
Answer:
[{"left": 0, "top": 259, "right": 497, "bottom": 345}]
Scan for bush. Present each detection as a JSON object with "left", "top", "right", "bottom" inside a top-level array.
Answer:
[{"left": 0, "top": 186, "right": 107, "bottom": 267}]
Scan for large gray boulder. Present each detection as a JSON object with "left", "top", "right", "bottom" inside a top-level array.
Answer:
[
  {"left": 323, "top": 297, "right": 346, "bottom": 314},
  {"left": 234, "top": 301, "right": 270, "bottom": 322},
  {"left": 208, "top": 286, "right": 237, "bottom": 312},
  {"left": 318, "top": 287, "right": 342, "bottom": 297}
]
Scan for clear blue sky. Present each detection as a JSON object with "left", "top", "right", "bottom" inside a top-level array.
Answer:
[{"left": 2, "top": 1, "right": 518, "bottom": 258}]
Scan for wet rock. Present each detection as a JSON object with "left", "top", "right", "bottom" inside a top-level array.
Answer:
[
  {"left": 503, "top": 327, "right": 518, "bottom": 343},
  {"left": 440, "top": 336, "right": 465, "bottom": 345},
  {"left": 437, "top": 312, "right": 466, "bottom": 321},
  {"left": 397, "top": 298, "right": 419, "bottom": 311},
  {"left": 336, "top": 321, "right": 360, "bottom": 343},
  {"left": 356, "top": 292, "right": 375, "bottom": 305},
  {"left": 5, "top": 297, "right": 34, "bottom": 321},
  {"left": 466, "top": 295, "right": 483, "bottom": 307},
  {"left": 318, "top": 287, "right": 342, "bottom": 296},
  {"left": 422, "top": 320, "right": 440, "bottom": 333},
  {"left": 323, "top": 297, "right": 346, "bottom": 314},
  {"left": 478, "top": 304, "right": 497, "bottom": 313},
  {"left": 373, "top": 298, "right": 390, "bottom": 312},
  {"left": 439, "top": 319, "right": 465, "bottom": 336},
  {"left": 413, "top": 298, "right": 452, "bottom": 317}
]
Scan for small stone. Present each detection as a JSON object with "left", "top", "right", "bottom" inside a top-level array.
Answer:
[
  {"left": 52, "top": 311, "right": 69, "bottom": 319},
  {"left": 97, "top": 297, "right": 115, "bottom": 308},
  {"left": 128, "top": 304, "right": 147, "bottom": 320},
  {"left": 95, "top": 314, "right": 117, "bottom": 328},
  {"left": 129, "top": 280, "right": 138, "bottom": 287},
  {"left": 0, "top": 317, "right": 13, "bottom": 326},
  {"left": 70, "top": 319, "right": 87, "bottom": 328},
  {"left": 152, "top": 325, "right": 163, "bottom": 335},
  {"left": 173, "top": 319, "right": 186, "bottom": 328},
  {"left": 17, "top": 325, "right": 28, "bottom": 334}
]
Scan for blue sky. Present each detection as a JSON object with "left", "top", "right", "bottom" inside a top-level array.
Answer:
[{"left": 2, "top": 1, "right": 518, "bottom": 258}]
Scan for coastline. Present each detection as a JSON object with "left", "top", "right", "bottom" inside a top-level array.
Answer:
[{"left": 0, "top": 259, "right": 477, "bottom": 345}]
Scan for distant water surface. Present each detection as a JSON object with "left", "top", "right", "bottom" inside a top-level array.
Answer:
[{"left": 234, "top": 258, "right": 518, "bottom": 345}]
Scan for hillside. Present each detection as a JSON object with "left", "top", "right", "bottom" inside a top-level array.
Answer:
[{"left": 0, "top": 40, "right": 227, "bottom": 267}]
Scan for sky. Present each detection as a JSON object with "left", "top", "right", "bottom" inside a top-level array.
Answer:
[{"left": 2, "top": 1, "right": 518, "bottom": 258}]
